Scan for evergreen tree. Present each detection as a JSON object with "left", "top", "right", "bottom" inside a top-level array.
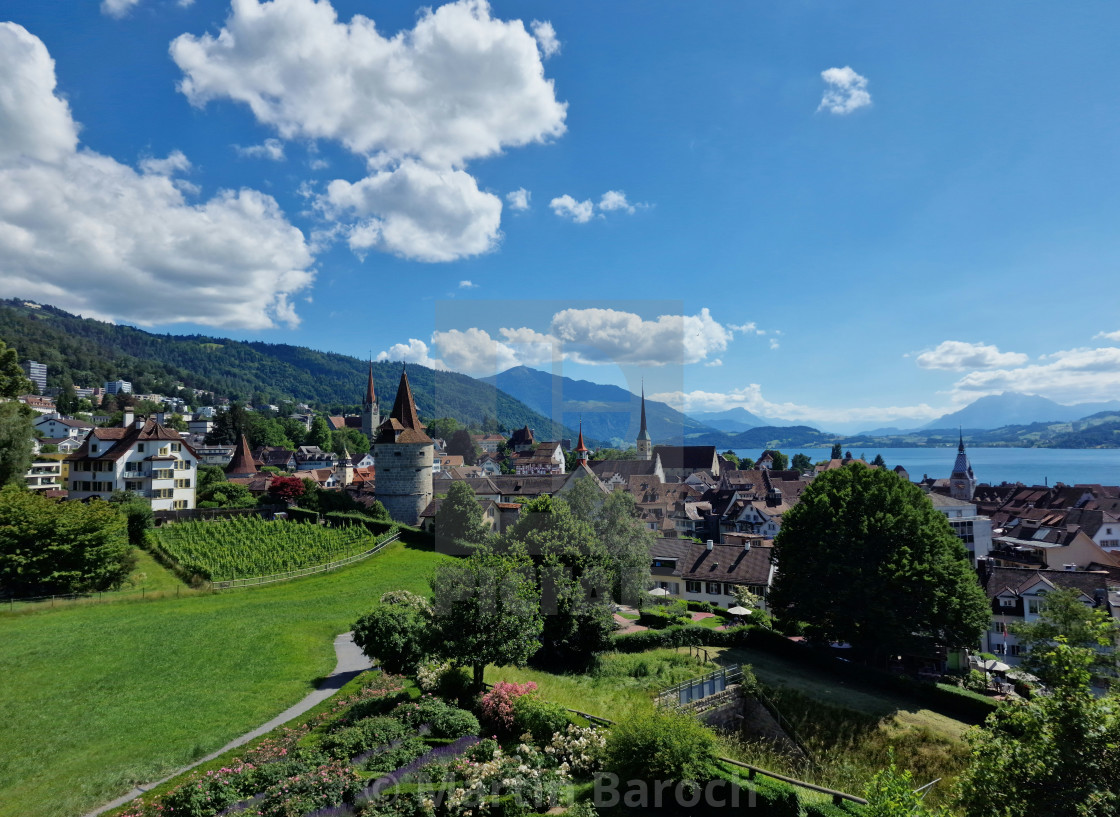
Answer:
[
  {"left": 0, "top": 402, "right": 34, "bottom": 487},
  {"left": 434, "top": 480, "right": 489, "bottom": 554},
  {"left": 305, "top": 415, "right": 332, "bottom": 450},
  {"left": 791, "top": 453, "right": 813, "bottom": 472},
  {"left": 831, "top": 443, "right": 843, "bottom": 459},
  {"left": 0, "top": 340, "right": 32, "bottom": 399}
]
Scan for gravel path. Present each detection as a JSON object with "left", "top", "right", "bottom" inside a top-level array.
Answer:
[{"left": 82, "top": 632, "right": 374, "bottom": 817}]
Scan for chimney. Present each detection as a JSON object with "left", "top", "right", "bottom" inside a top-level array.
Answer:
[
  {"left": 706, "top": 540, "right": 714, "bottom": 551},
  {"left": 121, "top": 408, "right": 134, "bottom": 428},
  {"left": 743, "top": 539, "right": 752, "bottom": 552},
  {"left": 155, "top": 411, "right": 166, "bottom": 425}
]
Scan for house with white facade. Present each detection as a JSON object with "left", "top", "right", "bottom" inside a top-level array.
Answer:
[
  {"left": 930, "top": 493, "right": 993, "bottom": 565},
  {"left": 33, "top": 415, "right": 93, "bottom": 440},
  {"left": 67, "top": 415, "right": 198, "bottom": 510},
  {"left": 649, "top": 539, "right": 775, "bottom": 611}
]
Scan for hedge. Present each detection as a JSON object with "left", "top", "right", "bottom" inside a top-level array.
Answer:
[
  {"left": 612, "top": 624, "right": 756, "bottom": 652},
  {"left": 285, "top": 506, "right": 319, "bottom": 524},
  {"left": 686, "top": 600, "right": 733, "bottom": 619},
  {"left": 322, "top": 512, "right": 434, "bottom": 548}
]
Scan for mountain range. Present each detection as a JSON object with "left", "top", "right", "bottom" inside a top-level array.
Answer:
[{"left": 918, "top": 392, "right": 1120, "bottom": 431}]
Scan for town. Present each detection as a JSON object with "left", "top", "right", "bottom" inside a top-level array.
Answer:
[{"left": 2, "top": 348, "right": 1118, "bottom": 817}]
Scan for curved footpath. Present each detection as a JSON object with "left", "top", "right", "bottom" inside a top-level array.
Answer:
[{"left": 83, "top": 632, "right": 374, "bottom": 817}]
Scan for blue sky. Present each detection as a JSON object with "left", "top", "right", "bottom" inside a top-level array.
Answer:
[{"left": 3, "top": 0, "right": 1120, "bottom": 432}]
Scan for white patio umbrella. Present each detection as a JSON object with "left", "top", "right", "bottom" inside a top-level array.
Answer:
[
  {"left": 726, "top": 605, "right": 751, "bottom": 616},
  {"left": 977, "top": 658, "right": 1011, "bottom": 673},
  {"left": 648, "top": 587, "right": 671, "bottom": 596}
]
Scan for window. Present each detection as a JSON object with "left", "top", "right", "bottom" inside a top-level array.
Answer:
[
  {"left": 993, "top": 621, "right": 1008, "bottom": 634},
  {"left": 724, "top": 583, "right": 737, "bottom": 596},
  {"left": 685, "top": 580, "right": 701, "bottom": 593},
  {"left": 174, "top": 479, "right": 190, "bottom": 489},
  {"left": 706, "top": 582, "right": 722, "bottom": 595},
  {"left": 173, "top": 500, "right": 188, "bottom": 509},
  {"left": 1009, "top": 645, "right": 1022, "bottom": 657},
  {"left": 137, "top": 443, "right": 145, "bottom": 453},
  {"left": 152, "top": 469, "right": 173, "bottom": 480},
  {"left": 1026, "top": 598, "right": 1042, "bottom": 615},
  {"left": 1000, "top": 597, "right": 1016, "bottom": 607},
  {"left": 171, "top": 443, "right": 181, "bottom": 453},
  {"left": 652, "top": 558, "right": 677, "bottom": 569},
  {"left": 993, "top": 644, "right": 1005, "bottom": 655},
  {"left": 153, "top": 489, "right": 173, "bottom": 499}
]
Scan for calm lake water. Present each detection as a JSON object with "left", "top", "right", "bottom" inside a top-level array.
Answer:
[{"left": 733, "top": 447, "right": 1120, "bottom": 488}]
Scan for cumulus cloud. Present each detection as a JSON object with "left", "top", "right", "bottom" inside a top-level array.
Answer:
[
  {"left": 818, "top": 66, "right": 871, "bottom": 115},
  {"left": 550, "top": 194, "right": 594, "bottom": 223},
  {"left": 769, "top": 338, "right": 780, "bottom": 350},
  {"left": 0, "top": 23, "right": 314, "bottom": 329},
  {"left": 551, "top": 307, "right": 732, "bottom": 366},
  {"left": 101, "top": 0, "right": 142, "bottom": 17},
  {"left": 598, "top": 190, "right": 635, "bottom": 214},
  {"left": 530, "top": 20, "right": 560, "bottom": 58},
  {"left": 431, "top": 327, "right": 556, "bottom": 374},
  {"left": 375, "top": 338, "right": 446, "bottom": 369},
  {"left": 651, "top": 384, "right": 941, "bottom": 426},
  {"left": 915, "top": 340, "right": 1029, "bottom": 371},
  {"left": 172, "top": 0, "right": 565, "bottom": 261},
  {"left": 322, "top": 161, "right": 502, "bottom": 262},
  {"left": 506, "top": 188, "right": 531, "bottom": 211},
  {"left": 459, "top": 280, "right": 478, "bottom": 289},
  {"left": 949, "top": 346, "right": 1120, "bottom": 404},
  {"left": 236, "top": 138, "right": 285, "bottom": 161},
  {"left": 551, "top": 190, "right": 644, "bottom": 222},
  {"left": 1094, "top": 330, "right": 1120, "bottom": 342}
]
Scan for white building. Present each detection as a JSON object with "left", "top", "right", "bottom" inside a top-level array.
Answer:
[
  {"left": 25, "top": 458, "right": 62, "bottom": 492},
  {"left": 105, "top": 380, "right": 133, "bottom": 395},
  {"left": 33, "top": 415, "right": 93, "bottom": 440},
  {"left": 930, "top": 493, "right": 993, "bottom": 565},
  {"left": 67, "top": 415, "right": 198, "bottom": 510}
]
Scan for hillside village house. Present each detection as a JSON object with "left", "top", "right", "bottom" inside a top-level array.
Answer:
[
  {"left": 649, "top": 539, "right": 775, "bottom": 611},
  {"left": 930, "top": 493, "right": 993, "bottom": 565},
  {"left": 512, "top": 440, "right": 566, "bottom": 475},
  {"left": 33, "top": 415, "right": 92, "bottom": 439},
  {"left": 979, "top": 563, "right": 1114, "bottom": 667},
  {"left": 67, "top": 412, "right": 198, "bottom": 510}
]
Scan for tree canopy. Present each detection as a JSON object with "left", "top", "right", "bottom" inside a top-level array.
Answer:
[
  {"left": 434, "top": 480, "right": 489, "bottom": 554},
  {"left": 429, "top": 546, "right": 542, "bottom": 690},
  {"left": 770, "top": 463, "right": 990, "bottom": 658},
  {"left": 791, "top": 453, "right": 813, "bottom": 473},
  {"left": 1010, "top": 586, "right": 1119, "bottom": 687}
]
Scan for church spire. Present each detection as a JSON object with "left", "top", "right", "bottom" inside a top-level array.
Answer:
[
  {"left": 361, "top": 360, "right": 379, "bottom": 440},
  {"left": 636, "top": 380, "right": 652, "bottom": 461},
  {"left": 950, "top": 429, "right": 976, "bottom": 501},
  {"left": 575, "top": 418, "right": 589, "bottom": 464},
  {"left": 226, "top": 433, "right": 258, "bottom": 478}
]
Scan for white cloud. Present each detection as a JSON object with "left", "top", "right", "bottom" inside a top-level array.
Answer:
[
  {"left": 550, "top": 194, "right": 594, "bottom": 223},
  {"left": 1094, "top": 330, "right": 1120, "bottom": 342},
  {"left": 506, "top": 187, "right": 531, "bottom": 211},
  {"left": 530, "top": 20, "right": 560, "bottom": 58},
  {"left": 376, "top": 338, "right": 446, "bottom": 369},
  {"left": 101, "top": 0, "right": 142, "bottom": 17},
  {"left": 322, "top": 161, "right": 502, "bottom": 262},
  {"left": 308, "top": 157, "right": 329, "bottom": 171},
  {"left": 651, "top": 384, "right": 941, "bottom": 426},
  {"left": 173, "top": 0, "right": 566, "bottom": 165},
  {"left": 949, "top": 345, "right": 1120, "bottom": 404},
  {"left": 915, "top": 340, "right": 1029, "bottom": 371},
  {"left": 459, "top": 280, "right": 478, "bottom": 289},
  {"left": 236, "top": 138, "right": 286, "bottom": 161},
  {"left": 550, "top": 307, "right": 732, "bottom": 366},
  {"left": 172, "top": 0, "right": 563, "bottom": 263},
  {"left": 769, "top": 338, "right": 780, "bottom": 350},
  {"left": 598, "top": 190, "right": 635, "bottom": 214},
  {"left": 0, "top": 23, "right": 314, "bottom": 330},
  {"left": 138, "top": 150, "right": 192, "bottom": 176},
  {"left": 431, "top": 327, "right": 555, "bottom": 374},
  {"left": 705, "top": 358, "right": 723, "bottom": 368},
  {"left": 818, "top": 66, "right": 871, "bottom": 115}
]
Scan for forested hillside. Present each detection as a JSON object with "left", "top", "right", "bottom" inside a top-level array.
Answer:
[{"left": 0, "top": 300, "right": 570, "bottom": 436}]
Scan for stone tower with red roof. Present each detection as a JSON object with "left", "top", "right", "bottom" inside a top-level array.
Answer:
[{"left": 372, "top": 367, "right": 433, "bottom": 525}]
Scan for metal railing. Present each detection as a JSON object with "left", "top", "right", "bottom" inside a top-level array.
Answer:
[
  {"left": 655, "top": 665, "right": 744, "bottom": 709},
  {"left": 209, "top": 532, "right": 399, "bottom": 589}
]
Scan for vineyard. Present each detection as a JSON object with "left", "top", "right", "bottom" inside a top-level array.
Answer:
[{"left": 153, "top": 517, "right": 397, "bottom": 581}]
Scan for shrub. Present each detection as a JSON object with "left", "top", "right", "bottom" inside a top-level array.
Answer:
[
  {"left": 638, "top": 610, "right": 691, "bottom": 629},
  {"left": 752, "top": 778, "right": 804, "bottom": 817},
  {"left": 602, "top": 707, "right": 719, "bottom": 785},
  {"left": 320, "top": 716, "right": 410, "bottom": 760},
  {"left": 159, "top": 762, "right": 258, "bottom": 816},
  {"left": 360, "top": 736, "right": 429, "bottom": 773},
  {"left": 253, "top": 761, "right": 361, "bottom": 817},
  {"left": 428, "top": 704, "right": 480, "bottom": 739},
  {"left": 479, "top": 681, "right": 537, "bottom": 733},
  {"left": 512, "top": 694, "right": 571, "bottom": 743},
  {"left": 467, "top": 738, "right": 500, "bottom": 763}
]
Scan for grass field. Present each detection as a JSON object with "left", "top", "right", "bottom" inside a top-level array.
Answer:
[{"left": 0, "top": 540, "right": 450, "bottom": 817}]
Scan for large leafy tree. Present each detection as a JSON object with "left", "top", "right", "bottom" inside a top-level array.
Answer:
[
  {"left": 566, "top": 478, "right": 654, "bottom": 608},
  {"left": 429, "top": 546, "right": 542, "bottom": 691},
  {"left": 770, "top": 463, "right": 990, "bottom": 659},
  {"left": 446, "top": 429, "right": 478, "bottom": 465},
  {"left": 0, "top": 340, "right": 32, "bottom": 399},
  {"left": 505, "top": 494, "right": 616, "bottom": 669},
  {"left": 0, "top": 402, "right": 34, "bottom": 487},
  {"left": 0, "top": 486, "right": 134, "bottom": 595},
  {"left": 434, "top": 480, "right": 489, "bottom": 554},
  {"left": 791, "top": 453, "right": 813, "bottom": 473},
  {"left": 761, "top": 449, "right": 789, "bottom": 470},
  {"left": 955, "top": 641, "right": 1120, "bottom": 817},
  {"left": 353, "top": 591, "right": 432, "bottom": 675}
]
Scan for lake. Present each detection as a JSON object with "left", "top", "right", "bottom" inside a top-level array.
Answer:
[{"left": 732, "top": 447, "right": 1120, "bottom": 487}]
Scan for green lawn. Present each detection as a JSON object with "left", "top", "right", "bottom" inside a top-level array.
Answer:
[{"left": 0, "top": 540, "right": 450, "bottom": 817}]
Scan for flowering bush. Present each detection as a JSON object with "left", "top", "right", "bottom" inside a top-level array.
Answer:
[
  {"left": 322, "top": 716, "right": 411, "bottom": 761},
  {"left": 389, "top": 695, "right": 477, "bottom": 738},
  {"left": 328, "top": 674, "right": 409, "bottom": 730},
  {"left": 542, "top": 724, "right": 606, "bottom": 776},
  {"left": 159, "top": 763, "right": 259, "bottom": 816},
  {"left": 416, "top": 661, "right": 450, "bottom": 692},
  {"left": 512, "top": 694, "right": 571, "bottom": 743},
  {"left": 478, "top": 682, "right": 537, "bottom": 734},
  {"left": 435, "top": 740, "right": 569, "bottom": 815},
  {"left": 254, "top": 761, "right": 362, "bottom": 817}
]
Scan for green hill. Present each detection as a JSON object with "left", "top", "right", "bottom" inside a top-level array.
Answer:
[{"left": 0, "top": 300, "right": 570, "bottom": 436}]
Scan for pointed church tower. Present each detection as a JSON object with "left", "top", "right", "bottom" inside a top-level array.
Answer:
[
  {"left": 226, "top": 433, "right": 258, "bottom": 478},
  {"left": 575, "top": 420, "right": 589, "bottom": 465},
  {"left": 361, "top": 362, "right": 379, "bottom": 441},
  {"left": 949, "top": 431, "right": 976, "bottom": 501},
  {"left": 636, "top": 383, "right": 652, "bottom": 461},
  {"left": 372, "top": 366, "right": 433, "bottom": 525}
]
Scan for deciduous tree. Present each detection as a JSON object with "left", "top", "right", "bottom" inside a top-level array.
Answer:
[
  {"left": 429, "top": 546, "right": 542, "bottom": 691},
  {"left": 770, "top": 463, "right": 990, "bottom": 659},
  {"left": 791, "top": 453, "right": 813, "bottom": 473},
  {"left": 1010, "top": 586, "right": 1119, "bottom": 686},
  {"left": 434, "top": 480, "right": 488, "bottom": 553}
]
